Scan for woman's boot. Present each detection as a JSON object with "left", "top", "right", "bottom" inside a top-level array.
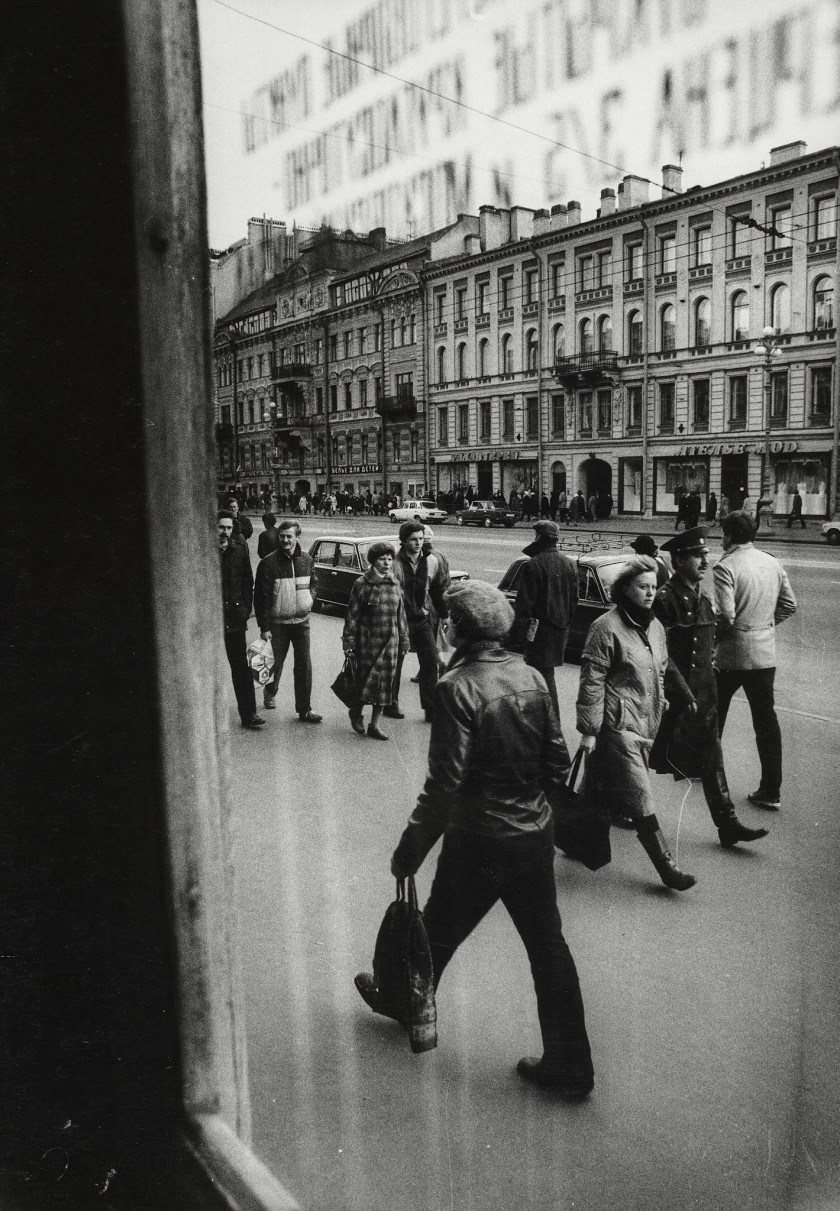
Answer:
[
  {"left": 702, "top": 767, "right": 769, "bottom": 848},
  {"left": 635, "top": 814, "right": 696, "bottom": 890},
  {"left": 367, "top": 706, "right": 388, "bottom": 740},
  {"left": 349, "top": 708, "right": 365, "bottom": 735}
]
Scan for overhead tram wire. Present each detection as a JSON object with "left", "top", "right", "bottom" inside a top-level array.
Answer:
[{"left": 208, "top": 1, "right": 825, "bottom": 253}]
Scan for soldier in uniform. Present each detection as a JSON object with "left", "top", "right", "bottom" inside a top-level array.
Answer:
[{"left": 650, "top": 527, "right": 769, "bottom": 848}]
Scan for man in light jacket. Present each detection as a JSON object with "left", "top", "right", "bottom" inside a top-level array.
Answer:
[{"left": 713, "top": 510, "right": 797, "bottom": 810}]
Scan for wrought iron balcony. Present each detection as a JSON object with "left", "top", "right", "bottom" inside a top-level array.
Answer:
[
  {"left": 271, "top": 358, "right": 312, "bottom": 381},
  {"left": 376, "top": 393, "right": 417, "bottom": 419},
  {"left": 553, "top": 351, "right": 619, "bottom": 386}
]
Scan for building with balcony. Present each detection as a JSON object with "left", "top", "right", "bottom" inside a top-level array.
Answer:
[{"left": 423, "top": 142, "right": 838, "bottom": 519}]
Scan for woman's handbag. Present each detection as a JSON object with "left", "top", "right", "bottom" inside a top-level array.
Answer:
[
  {"left": 331, "top": 652, "right": 359, "bottom": 708},
  {"left": 365, "top": 876, "right": 437, "bottom": 1054},
  {"left": 553, "top": 747, "right": 611, "bottom": 871}
]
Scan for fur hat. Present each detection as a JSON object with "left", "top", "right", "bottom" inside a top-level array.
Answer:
[
  {"left": 366, "top": 541, "right": 395, "bottom": 564},
  {"left": 444, "top": 579, "right": 514, "bottom": 641}
]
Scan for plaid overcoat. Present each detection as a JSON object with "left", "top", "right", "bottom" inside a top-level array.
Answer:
[{"left": 343, "top": 569, "right": 409, "bottom": 706}]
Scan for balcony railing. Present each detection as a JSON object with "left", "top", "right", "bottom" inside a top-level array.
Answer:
[
  {"left": 376, "top": 393, "right": 417, "bottom": 419},
  {"left": 271, "top": 359, "right": 312, "bottom": 380},
  {"left": 554, "top": 351, "right": 619, "bottom": 385}
]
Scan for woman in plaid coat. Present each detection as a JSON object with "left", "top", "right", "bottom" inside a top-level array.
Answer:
[{"left": 343, "top": 542, "right": 409, "bottom": 740}]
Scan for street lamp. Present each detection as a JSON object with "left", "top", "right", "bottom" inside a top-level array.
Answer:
[
  {"left": 754, "top": 324, "right": 783, "bottom": 533},
  {"left": 263, "top": 396, "right": 282, "bottom": 511}
]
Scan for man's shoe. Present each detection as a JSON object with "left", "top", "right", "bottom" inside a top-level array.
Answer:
[
  {"left": 263, "top": 693, "right": 276, "bottom": 710},
  {"left": 241, "top": 715, "right": 266, "bottom": 729},
  {"left": 410, "top": 674, "right": 420, "bottom": 683},
  {"left": 383, "top": 705, "right": 404, "bottom": 719},
  {"left": 747, "top": 790, "right": 781, "bottom": 811},
  {"left": 516, "top": 1057, "right": 593, "bottom": 1099},
  {"left": 298, "top": 710, "right": 322, "bottom": 724}
]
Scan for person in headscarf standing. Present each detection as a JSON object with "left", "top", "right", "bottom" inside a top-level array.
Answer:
[
  {"left": 576, "top": 556, "right": 697, "bottom": 891},
  {"left": 343, "top": 542, "right": 409, "bottom": 740}
]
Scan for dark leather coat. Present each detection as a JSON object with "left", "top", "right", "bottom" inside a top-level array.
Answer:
[
  {"left": 511, "top": 542, "right": 578, "bottom": 667},
  {"left": 219, "top": 540, "right": 253, "bottom": 632}
]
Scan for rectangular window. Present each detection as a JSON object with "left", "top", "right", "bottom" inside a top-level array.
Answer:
[
  {"left": 659, "top": 235, "right": 676, "bottom": 274},
  {"left": 374, "top": 324, "right": 381, "bottom": 352},
  {"left": 359, "top": 379, "right": 368, "bottom": 409},
  {"left": 392, "top": 428, "right": 400, "bottom": 462},
  {"left": 477, "top": 280, "right": 489, "bottom": 314},
  {"left": 578, "top": 256, "right": 593, "bottom": 291},
  {"left": 626, "top": 244, "right": 642, "bottom": 281},
  {"left": 456, "top": 286, "right": 467, "bottom": 319},
  {"left": 693, "top": 379, "right": 710, "bottom": 430},
  {"left": 435, "top": 292, "right": 446, "bottom": 324},
  {"left": 344, "top": 383, "right": 352, "bottom": 410},
  {"left": 551, "top": 393, "right": 565, "bottom": 435},
  {"left": 526, "top": 395, "right": 538, "bottom": 437},
  {"left": 502, "top": 399, "right": 514, "bottom": 438},
  {"left": 579, "top": 391, "right": 593, "bottom": 432},
  {"left": 314, "top": 338, "right": 323, "bottom": 365},
  {"left": 597, "top": 388, "right": 612, "bottom": 432},
  {"left": 315, "top": 387, "right": 323, "bottom": 414},
  {"left": 731, "top": 216, "right": 751, "bottom": 258},
  {"left": 626, "top": 385, "right": 642, "bottom": 430},
  {"left": 550, "top": 262, "right": 563, "bottom": 298},
  {"left": 479, "top": 400, "right": 491, "bottom": 439},
  {"left": 659, "top": 382, "right": 675, "bottom": 430},
  {"left": 769, "top": 205, "right": 791, "bottom": 248},
  {"left": 811, "top": 368, "right": 832, "bottom": 421},
  {"left": 729, "top": 376, "right": 747, "bottom": 426},
  {"left": 374, "top": 377, "right": 382, "bottom": 403},
  {"left": 410, "top": 430, "right": 419, "bottom": 462},
  {"left": 359, "top": 327, "right": 367, "bottom": 353},
  {"left": 220, "top": 404, "right": 231, "bottom": 426},
  {"left": 395, "top": 372, "right": 413, "bottom": 403},
  {"left": 458, "top": 404, "right": 469, "bottom": 442},
  {"left": 770, "top": 371, "right": 788, "bottom": 424},
  {"left": 329, "top": 384, "right": 338, "bottom": 413},
  {"left": 693, "top": 226, "right": 712, "bottom": 266},
  {"left": 597, "top": 250, "right": 611, "bottom": 286},
  {"left": 360, "top": 434, "right": 368, "bottom": 463},
  {"left": 343, "top": 333, "right": 352, "bottom": 359},
  {"left": 247, "top": 357, "right": 253, "bottom": 379},
  {"left": 814, "top": 194, "right": 837, "bottom": 240},
  {"left": 437, "top": 407, "right": 448, "bottom": 446},
  {"left": 329, "top": 335, "right": 337, "bottom": 361},
  {"left": 294, "top": 343, "right": 304, "bottom": 364},
  {"left": 525, "top": 269, "right": 538, "bottom": 304},
  {"left": 500, "top": 276, "right": 512, "bottom": 309}
]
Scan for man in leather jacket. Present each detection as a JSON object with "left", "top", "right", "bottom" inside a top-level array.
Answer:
[
  {"left": 357, "top": 580, "right": 594, "bottom": 1098},
  {"left": 650, "top": 527, "right": 768, "bottom": 847}
]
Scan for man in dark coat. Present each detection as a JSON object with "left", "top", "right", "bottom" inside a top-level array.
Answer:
[
  {"left": 227, "top": 496, "right": 253, "bottom": 541},
  {"left": 787, "top": 489, "right": 805, "bottom": 529},
  {"left": 257, "top": 512, "right": 279, "bottom": 559},
  {"left": 217, "top": 511, "right": 263, "bottom": 730},
  {"left": 511, "top": 521, "right": 578, "bottom": 716},
  {"left": 650, "top": 527, "right": 768, "bottom": 848},
  {"left": 356, "top": 581, "right": 594, "bottom": 1097},
  {"left": 391, "top": 521, "right": 450, "bottom": 721}
]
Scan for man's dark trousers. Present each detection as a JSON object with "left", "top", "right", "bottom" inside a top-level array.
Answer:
[
  {"left": 422, "top": 829, "right": 592, "bottom": 1075},
  {"left": 224, "top": 628, "right": 256, "bottom": 722},
  {"left": 267, "top": 622, "right": 312, "bottom": 714},
  {"left": 716, "top": 667, "right": 782, "bottom": 799},
  {"left": 393, "top": 618, "right": 438, "bottom": 714}
]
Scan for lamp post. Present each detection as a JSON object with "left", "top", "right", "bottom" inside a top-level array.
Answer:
[
  {"left": 263, "top": 394, "right": 282, "bottom": 512},
  {"left": 754, "top": 324, "right": 783, "bottom": 534}
]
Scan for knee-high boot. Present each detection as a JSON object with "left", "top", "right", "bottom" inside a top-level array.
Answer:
[
  {"left": 702, "top": 764, "right": 769, "bottom": 848},
  {"left": 635, "top": 814, "right": 696, "bottom": 891}
]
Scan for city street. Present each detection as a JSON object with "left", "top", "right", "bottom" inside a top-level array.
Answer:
[{"left": 227, "top": 521, "right": 840, "bottom": 1211}]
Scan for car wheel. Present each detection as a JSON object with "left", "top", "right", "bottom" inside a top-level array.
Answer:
[
  {"left": 456, "top": 516, "right": 464, "bottom": 526},
  {"left": 484, "top": 517, "right": 492, "bottom": 527},
  {"left": 389, "top": 513, "right": 397, "bottom": 522},
  {"left": 826, "top": 528, "right": 840, "bottom": 545}
]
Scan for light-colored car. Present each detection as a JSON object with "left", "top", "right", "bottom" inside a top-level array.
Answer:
[
  {"left": 309, "top": 534, "right": 468, "bottom": 611},
  {"left": 388, "top": 499, "right": 448, "bottom": 523},
  {"left": 822, "top": 521, "right": 840, "bottom": 546}
]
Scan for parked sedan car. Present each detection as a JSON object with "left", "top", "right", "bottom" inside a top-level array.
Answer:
[
  {"left": 498, "top": 552, "right": 630, "bottom": 659},
  {"left": 822, "top": 520, "right": 840, "bottom": 545},
  {"left": 308, "top": 534, "right": 468, "bottom": 611},
  {"left": 389, "top": 499, "right": 448, "bottom": 523},
  {"left": 455, "top": 500, "right": 516, "bottom": 528}
]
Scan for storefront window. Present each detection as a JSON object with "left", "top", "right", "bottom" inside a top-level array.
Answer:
[
  {"left": 657, "top": 458, "right": 707, "bottom": 512},
  {"left": 774, "top": 457, "right": 828, "bottom": 516}
]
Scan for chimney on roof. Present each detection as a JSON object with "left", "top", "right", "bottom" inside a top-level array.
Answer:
[
  {"left": 533, "top": 208, "right": 551, "bottom": 236},
  {"left": 550, "top": 203, "right": 567, "bottom": 230},
  {"left": 662, "top": 164, "right": 683, "bottom": 195},
  {"left": 368, "top": 226, "right": 388, "bottom": 250},
  {"left": 769, "top": 140, "right": 807, "bottom": 166},
  {"left": 464, "top": 233, "right": 481, "bottom": 256},
  {"left": 620, "top": 175, "right": 649, "bottom": 209},
  {"left": 510, "top": 206, "right": 534, "bottom": 242},
  {"left": 566, "top": 200, "right": 582, "bottom": 226},
  {"left": 599, "top": 188, "right": 616, "bottom": 217},
  {"left": 479, "top": 204, "right": 506, "bottom": 251}
]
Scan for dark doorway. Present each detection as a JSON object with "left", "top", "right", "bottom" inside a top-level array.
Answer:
[
  {"left": 477, "top": 463, "right": 493, "bottom": 497},
  {"left": 294, "top": 478, "right": 311, "bottom": 497},
  {"left": 721, "top": 455, "right": 748, "bottom": 511},
  {"left": 579, "top": 457, "right": 611, "bottom": 505},
  {"left": 551, "top": 461, "right": 567, "bottom": 494}
]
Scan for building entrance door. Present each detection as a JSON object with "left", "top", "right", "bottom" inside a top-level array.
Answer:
[
  {"left": 720, "top": 455, "right": 748, "bottom": 511},
  {"left": 477, "top": 463, "right": 492, "bottom": 497}
]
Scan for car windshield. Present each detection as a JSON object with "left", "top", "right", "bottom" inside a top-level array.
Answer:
[{"left": 591, "top": 560, "right": 626, "bottom": 595}]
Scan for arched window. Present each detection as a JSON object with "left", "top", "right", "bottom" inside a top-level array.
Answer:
[
  {"left": 770, "top": 282, "right": 790, "bottom": 333},
  {"left": 525, "top": 328, "right": 539, "bottom": 371},
  {"left": 437, "top": 346, "right": 446, "bottom": 384},
  {"left": 579, "top": 317, "right": 593, "bottom": 355},
  {"left": 660, "top": 304, "right": 675, "bottom": 351},
  {"left": 627, "top": 310, "right": 643, "bottom": 356},
  {"left": 597, "top": 314, "right": 613, "bottom": 352},
  {"left": 731, "top": 291, "right": 749, "bottom": 342},
  {"left": 814, "top": 275, "right": 834, "bottom": 330},
  {"left": 456, "top": 343, "right": 467, "bottom": 381},
  {"left": 694, "top": 297, "right": 711, "bottom": 347},
  {"left": 500, "top": 333, "right": 513, "bottom": 374},
  {"left": 478, "top": 337, "right": 489, "bottom": 377},
  {"left": 552, "top": 323, "right": 565, "bottom": 362}
]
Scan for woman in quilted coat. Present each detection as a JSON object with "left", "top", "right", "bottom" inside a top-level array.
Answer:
[{"left": 343, "top": 542, "right": 409, "bottom": 740}]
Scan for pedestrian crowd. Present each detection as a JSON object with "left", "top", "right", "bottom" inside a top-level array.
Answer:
[{"left": 217, "top": 499, "right": 797, "bottom": 1100}]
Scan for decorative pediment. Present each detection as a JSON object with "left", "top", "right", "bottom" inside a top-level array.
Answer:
[{"left": 377, "top": 268, "right": 419, "bottom": 296}]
